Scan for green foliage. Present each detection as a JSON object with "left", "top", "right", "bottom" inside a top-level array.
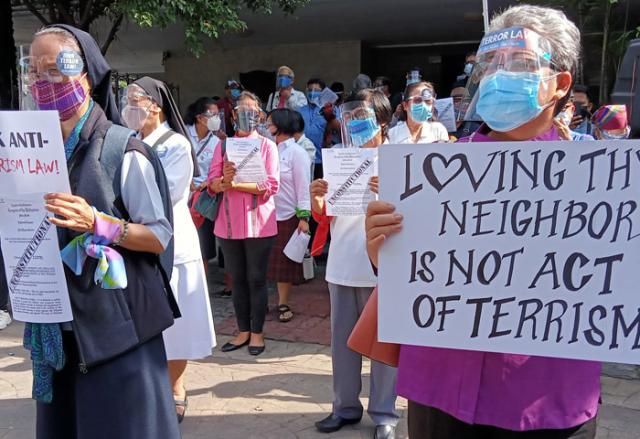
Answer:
[{"left": 14, "top": 0, "right": 310, "bottom": 56}]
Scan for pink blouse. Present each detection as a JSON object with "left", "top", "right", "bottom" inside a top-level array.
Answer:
[{"left": 207, "top": 132, "right": 279, "bottom": 240}]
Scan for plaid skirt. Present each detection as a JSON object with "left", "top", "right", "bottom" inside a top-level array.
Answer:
[{"left": 267, "top": 216, "right": 305, "bottom": 284}]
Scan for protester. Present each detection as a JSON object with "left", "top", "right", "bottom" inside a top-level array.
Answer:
[
  {"left": 450, "top": 79, "right": 482, "bottom": 140},
  {"left": 266, "top": 109, "right": 311, "bottom": 322},
  {"left": 554, "top": 97, "right": 595, "bottom": 141},
  {"left": 591, "top": 104, "right": 631, "bottom": 140},
  {"left": 389, "top": 81, "right": 449, "bottom": 144},
  {"left": 456, "top": 51, "right": 477, "bottom": 82},
  {"left": 352, "top": 73, "right": 373, "bottom": 93},
  {"left": 220, "top": 79, "right": 243, "bottom": 137},
  {"left": 266, "top": 66, "right": 308, "bottom": 112},
  {"left": 208, "top": 91, "right": 279, "bottom": 356},
  {"left": 330, "top": 82, "right": 346, "bottom": 106},
  {"left": 123, "top": 76, "right": 216, "bottom": 423},
  {"left": 570, "top": 84, "right": 595, "bottom": 135},
  {"left": 311, "top": 89, "right": 399, "bottom": 439},
  {"left": 405, "top": 67, "right": 422, "bottom": 86},
  {"left": 0, "top": 248, "right": 10, "bottom": 330},
  {"left": 291, "top": 109, "right": 317, "bottom": 164},
  {"left": 184, "top": 97, "right": 225, "bottom": 276},
  {"left": 299, "top": 78, "right": 328, "bottom": 179},
  {"left": 365, "top": 5, "right": 600, "bottom": 438},
  {"left": 25, "top": 25, "right": 180, "bottom": 438},
  {"left": 374, "top": 76, "right": 402, "bottom": 111}
]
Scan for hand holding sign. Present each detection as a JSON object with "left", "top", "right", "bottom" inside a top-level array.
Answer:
[{"left": 365, "top": 200, "right": 403, "bottom": 268}]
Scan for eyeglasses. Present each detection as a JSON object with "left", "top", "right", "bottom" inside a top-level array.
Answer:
[
  {"left": 201, "top": 111, "right": 219, "bottom": 118},
  {"left": 405, "top": 90, "right": 434, "bottom": 105}
]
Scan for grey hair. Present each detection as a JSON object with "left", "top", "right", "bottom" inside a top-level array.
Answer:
[
  {"left": 34, "top": 27, "right": 81, "bottom": 52},
  {"left": 489, "top": 4, "right": 581, "bottom": 75}
]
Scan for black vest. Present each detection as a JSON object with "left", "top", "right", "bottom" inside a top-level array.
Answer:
[{"left": 62, "top": 105, "right": 178, "bottom": 371}]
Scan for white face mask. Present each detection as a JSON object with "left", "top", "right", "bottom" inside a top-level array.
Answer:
[
  {"left": 206, "top": 115, "right": 221, "bottom": 132},
  {"left": 121, "top": 105, "right": 149, "bottom": 131}
]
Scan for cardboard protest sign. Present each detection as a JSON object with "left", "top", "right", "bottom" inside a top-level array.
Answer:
[{"left": 379, "top": 141, "right": 640, "bottom": 363}]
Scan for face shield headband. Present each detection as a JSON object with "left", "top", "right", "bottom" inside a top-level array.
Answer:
[{"left": 459, "top": 27, "right": 558, "bottom": 130}]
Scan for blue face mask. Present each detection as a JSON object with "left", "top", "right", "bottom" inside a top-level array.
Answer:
[
  {"left": 464, "top": 62, "right": 474, "bottom": 76},
  {"left": 476, "top": 71, "right": 554, "bottom": 132},
  {"left": 410, "top": 102, "right": 433, "bottom": 123},
  {"left": 276, "top": 75, "right": 293, "bottom": 89},
  {"left": 307, "top": 90, "right": 321, "bottom": 104},
  {"left": 230, "top": 88, "right": 241, "bottom": 100},
  {"left": 347, "top": 117, "right": 380, "bottom": 147}
]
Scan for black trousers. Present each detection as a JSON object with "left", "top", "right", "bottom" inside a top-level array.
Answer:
[
  {"left": 0, "top": 247, "right": 8, "bottom": 311},
  {"left": 218, "top": 236, "right": 275, "bottom": 333},
  {"left": 408, "top": 401, "right": 596, "bottom": 439}
]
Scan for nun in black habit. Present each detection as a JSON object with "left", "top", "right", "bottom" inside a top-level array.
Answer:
[{"left": 25, "top": 25, "right": 181, "bottom": 439}]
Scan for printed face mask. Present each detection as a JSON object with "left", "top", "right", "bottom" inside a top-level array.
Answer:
[
  {"left": 121, "top": 105, "right": 149, "bottom": 131},
  {"left": 347, "top": 116, "right": 380, "bottom": 147},
  {"left": 409, "top": 102, "right": 433, "bottom": 123},
  {"left": 206, "top": 115, "right": 221, "bottom": 132},
  {"left": 476, "top": 70, "right": 556, "bottom": 132},
  {"left": 31, "top": 78, "right": 87, "bottom": 121}
]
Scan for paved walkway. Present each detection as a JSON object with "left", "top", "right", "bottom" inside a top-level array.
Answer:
[{"left": 1, "top": 261, "right": 640, "bottom": 438}]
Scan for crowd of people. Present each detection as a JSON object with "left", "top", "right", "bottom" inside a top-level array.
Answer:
[{"left": 0, "top": 3, "right": 636, "bottom": 439}]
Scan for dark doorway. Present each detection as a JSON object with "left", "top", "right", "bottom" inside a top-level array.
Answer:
[
  {"left": 240, "top": 70, "right": 276, "bottom": 106},
  {"left": 362, "top": 44, "right": 477, "bottom": 98}
]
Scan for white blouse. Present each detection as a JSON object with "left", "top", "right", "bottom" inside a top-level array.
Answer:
[
  {"left": 274, "top": 138, "right": 311, "bottom": 221},
  {"left": 187, "top": 124, "right": 220, "bottom": 186},
  {"left": 388, "top": 120, "right": 449, "bottom": 144}
]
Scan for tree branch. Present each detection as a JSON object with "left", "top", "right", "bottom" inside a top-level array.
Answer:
[
  {"left": 100, "top": 13, "right": 123, "bottom": 55},
  {"left": 84, "top": 0, "right": 115, "bottom": 29},
  {"left": 23, "top": 0, "right": 51, "bottom": 26},
  {"left": 54, "top": 0, "right": 76, "bottom": 24}
]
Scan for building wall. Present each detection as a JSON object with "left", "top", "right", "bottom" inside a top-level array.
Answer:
[{"left": 164, "top": 40, "right": 361, "bottom": 111}]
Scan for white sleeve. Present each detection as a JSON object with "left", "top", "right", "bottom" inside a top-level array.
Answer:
[
  {"left": 437, "top": 123, "right": 450, "bottom": 141},
  {"left": 158, "top": 135, "right": 193, "bottom": 206},
  {"left": 289, "top": 90, "right": 308, "bottom": 112},
  {"left": 120, "top": 151, "right": 173, "bottom": 250},
  {"left": 293, "top": 147, "right": 312, "bottom": 212}
]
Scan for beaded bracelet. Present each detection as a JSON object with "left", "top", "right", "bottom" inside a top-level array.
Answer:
[{"left": 113, "top": 220, "right": 129, "bottom": 246}]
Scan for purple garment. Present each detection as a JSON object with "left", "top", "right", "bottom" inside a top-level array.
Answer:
[{"left": 396, "top": 124, "right": 602, "bottom": 431}]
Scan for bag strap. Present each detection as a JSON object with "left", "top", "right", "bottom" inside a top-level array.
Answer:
[
  {"left": 100, "top": 124, "right": 135, "bottom": 198},
  {"left": 152, "top": 130, "right": 176, "bottom": 149}
]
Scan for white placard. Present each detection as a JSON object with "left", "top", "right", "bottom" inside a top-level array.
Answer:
[
  {"left": 283, "top": 229, "right": 311, "bottom": 263},
  {"left": 0, "top": 195, "right": 73, "bottom": 323},
  {"left": 379, "top": 140, "right": 640, "bottom": 364},
  {"left": 319, "top": 87, "right": 338, "bottom": 107},
  {"left": 0, "top": 111, "right": 73, "bottom": 323},
  {"left": 322, "top": 148, "right": 377, "bottom": 216},
  {"left": 225, "top": 137, "right": 267, "bottom": 183},
  {"left": 0, "top": 111, "right": 71, "bottom": 195},
  {"left": 434, "top": 98, "right": 456, "bottom": 133}
]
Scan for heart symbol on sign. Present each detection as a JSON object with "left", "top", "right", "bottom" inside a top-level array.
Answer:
[{"left": 423, "top": 153, "right": 469, "bottom": 192}]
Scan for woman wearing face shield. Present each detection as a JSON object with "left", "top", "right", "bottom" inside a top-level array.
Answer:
[
  {"left": 365, "top": 6, "right": 600, "bottom": 438},
  {"left": 23, "top": 25, "right": 180, "bottom": 438},
  {"left": 388, "top": 82, "right": 449, "bottom": 144},
  {"left": 121, "top": 77, "right": 216, "bottom": 423},
  {"left": 310, "top": 90, "right": 399, "bottom": 439},
  {"left": 207, "top": 91, "right": 280, "bottom": 356}
]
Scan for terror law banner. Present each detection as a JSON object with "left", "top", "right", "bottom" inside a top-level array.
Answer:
[{"left": 378, "top": 140, "right": 640, "bottom": 363}]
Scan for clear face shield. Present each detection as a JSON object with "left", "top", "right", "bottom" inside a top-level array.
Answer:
[
  {"left": 120, "top": 84, "right": 156, "bottom": 131},
  {"left": 234, "top": 102, "right": 260, "bottom": 133},
  {"left": 459, "top": 27, "right": 558, "bottom": 132},
  {"left": 19, "top": 43, "right": 88, "bottom": 121},
  {"left": 339, "top": 100, "right": 380, "bottom": 148}
]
